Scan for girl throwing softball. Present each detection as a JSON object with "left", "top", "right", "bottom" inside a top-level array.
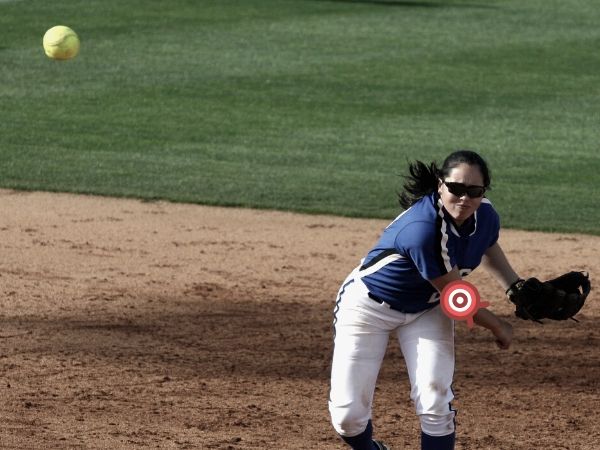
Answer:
[{"left": 329, "top": 150, "right": 518, "bottom": 450}]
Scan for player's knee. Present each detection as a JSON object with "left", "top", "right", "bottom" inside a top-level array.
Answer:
[
  {"left": 329, "top": 403, "right": 370, "bottom": 437},
  {"left": 419, "top": 412, "right": 456, "bottom": 437},
  {"left": 414, "top": 379, "right": 454, "bottom": 415}
]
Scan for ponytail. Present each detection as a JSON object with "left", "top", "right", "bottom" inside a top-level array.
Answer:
[{"left": 397, "top": 160, "right": 440, "bottom": 210}]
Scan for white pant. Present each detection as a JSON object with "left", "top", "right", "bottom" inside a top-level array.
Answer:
[{"left": 329, "top": 273, "right": 456, "bottom": 437}]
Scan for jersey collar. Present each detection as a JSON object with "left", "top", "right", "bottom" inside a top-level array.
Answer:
[{"left": 434, "top": 193, "right": 478, "bottom": 237}]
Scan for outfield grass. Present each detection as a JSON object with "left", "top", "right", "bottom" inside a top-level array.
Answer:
[{"left": 1, "top": 0, "right": 599, "bottom": 234}]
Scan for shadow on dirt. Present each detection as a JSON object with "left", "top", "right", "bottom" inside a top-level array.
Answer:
[{"left": 2, "top": 281, "right": 599, "bottom": 390}]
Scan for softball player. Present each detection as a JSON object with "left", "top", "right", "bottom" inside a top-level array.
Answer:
[{"left": 329, "top": 150, "right": 518, "bottom": 450}]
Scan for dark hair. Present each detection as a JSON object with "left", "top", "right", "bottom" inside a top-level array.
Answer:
[{"left": 398, "top": 150, "right": 491, "bottom": 210}]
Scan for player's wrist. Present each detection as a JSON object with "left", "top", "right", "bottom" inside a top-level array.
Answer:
[
  {"left": 505, "top": 277, "right": 524, "bottom": 295},
  {"left": 473, "top": 308, "right": 499, "bottom": 330}
]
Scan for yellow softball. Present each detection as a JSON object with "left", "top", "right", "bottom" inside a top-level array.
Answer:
[{"left": 43, "top": 25, "right": 80, "bottom": 60}]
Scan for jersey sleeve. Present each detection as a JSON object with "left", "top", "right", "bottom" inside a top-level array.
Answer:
[
  {"left": 394, "top": 221, "right": 451, "bottom": 281},
  {"left": 483, "top": 201, "right": 501, "bottom": 248}
]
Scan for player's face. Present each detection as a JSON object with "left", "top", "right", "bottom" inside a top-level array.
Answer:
[{"left": 438, "top": 163, "right": 486, "bottom": 226}]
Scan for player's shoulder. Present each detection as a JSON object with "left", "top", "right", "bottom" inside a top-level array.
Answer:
[
  {"left": 388, "top": 195, "right": 437, "bottom": 229},
  {"left": 387, "top": 195, "right": 439, "bottom": 243},
  {"left": 480, "top": 197, "right": 496, "bottom": 208},
  {"left": 478, "top": 197, "right": 499, "bottom": 219},
  {"left": 475, "top": 197, "right": 500, "bottom": 232}
]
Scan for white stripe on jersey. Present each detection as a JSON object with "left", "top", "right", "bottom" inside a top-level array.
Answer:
[
  {"left": 385, "top": 208, "right": 410, "bottom": 230},
  {"left": 357, "top": 254, "right": 405, "bottom": 278},
  {"left": 436, "top": 198, "right": 453, "bottom": 273}
]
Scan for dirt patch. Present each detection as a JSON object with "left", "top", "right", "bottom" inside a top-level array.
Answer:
[{"left": 0, "top": 189, "right": 598, "bottom": 449}]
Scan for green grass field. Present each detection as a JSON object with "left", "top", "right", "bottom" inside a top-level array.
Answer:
[{"left": 1, "top": 0, "right": 599, "bottom": 234}]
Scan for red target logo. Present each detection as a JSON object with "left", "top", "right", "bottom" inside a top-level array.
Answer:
[{"left": 441, "top": 280, "right": 489, "bottom": 328}]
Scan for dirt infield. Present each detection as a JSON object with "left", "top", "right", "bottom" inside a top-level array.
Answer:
[{"left": 1, "top": 189, "right": 598, "bottom": 449}]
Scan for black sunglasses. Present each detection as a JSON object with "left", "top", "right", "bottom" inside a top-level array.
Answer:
[{"left": 443, "top": 181, "right": 486, "bottom": 199}]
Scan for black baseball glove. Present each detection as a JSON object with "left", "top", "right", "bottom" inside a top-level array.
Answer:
[{"left": 506, "top": 271, "right": 591, "bottom": 322}]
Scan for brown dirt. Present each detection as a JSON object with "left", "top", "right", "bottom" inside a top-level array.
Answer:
[{"left": 0, "top": 189, "right": 598, "bottom": 449}]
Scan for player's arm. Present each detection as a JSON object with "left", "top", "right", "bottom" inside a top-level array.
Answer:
[
  {"left": 429, "top": 268, "right": 513, "bottom": 350},
  {"left": 471, "top": 308, "right": 513, "bottom": 349},
  {"left": 428, "top": 267, "right": 461, "bottom": 292},
  {"left": 481, "top": 242, "right": 521, "bottom": 291}
]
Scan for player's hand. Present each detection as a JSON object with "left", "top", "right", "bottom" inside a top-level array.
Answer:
[{"left": 492, "top": 319, "right": 513, "bottom": 350}]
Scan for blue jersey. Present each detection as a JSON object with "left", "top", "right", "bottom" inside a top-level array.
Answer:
[{"left": 359, "top": 192, "right": 499, "bottom": 313}]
